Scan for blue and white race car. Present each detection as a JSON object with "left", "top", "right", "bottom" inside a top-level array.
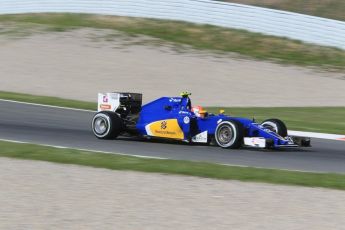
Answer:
[{"left": 91, "top": 92, "right": 310, "bottom": 149}]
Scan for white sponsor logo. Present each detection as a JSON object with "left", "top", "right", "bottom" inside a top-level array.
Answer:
[
  {"left": 169, "top": 98, "right": 181, "bottom": 103},
  {"left": 97, "top": 93, "right": 120, "bottom": 112},
  {"left": 183, "top": 116, "right": 190, "bottom": 124},
  {"left": 243, "top": 137, "right": 266, "bottom": 148},
  {"left": 192, "top": 131, "right": 208, "bottom": 143}
]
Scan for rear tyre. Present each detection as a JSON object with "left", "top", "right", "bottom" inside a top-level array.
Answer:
[
  {"left": 261, "top": 119, "right": 288, "bottom": 137},
  {"left": 215, "top": 120, "right": 244, "bottom": 149},
  {"left": 92, "top": 111, "right": 123, "bottom": 139}
]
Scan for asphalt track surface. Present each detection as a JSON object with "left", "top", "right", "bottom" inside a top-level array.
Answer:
[{"left": 0, "top": 100, "right": 344, "bottom": 173}]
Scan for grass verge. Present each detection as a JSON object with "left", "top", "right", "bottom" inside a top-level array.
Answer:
[
  {"left": 1, "top": 140, "right": 344, "bottom": 190},
  {"left": 221, "top": 0, "right": 345, "bottom": 21},
  {"left": 1, "top": 91, "right": 344, "bottom": 134},
  {"left": 0, "top": 91, "right": 95, "bottom": 110},
  {"left": 208, "top": 107, "right": 345, "bottom": 134},
  {"left": 0, "top": 13, "right": 345, "bottom": 70}
]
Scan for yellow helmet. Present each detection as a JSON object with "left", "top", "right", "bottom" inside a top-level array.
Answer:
[{"left": 180, "top": 92, "right": 191, "bottom": 97}]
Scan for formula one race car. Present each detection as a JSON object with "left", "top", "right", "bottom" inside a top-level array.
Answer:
[{"left": 91, "top": 92, "right": 310, "bottom": 149}]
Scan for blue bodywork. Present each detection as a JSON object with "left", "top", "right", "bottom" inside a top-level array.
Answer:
[{"left": 135, "top": 96, "right": 296, "bottom": 147}]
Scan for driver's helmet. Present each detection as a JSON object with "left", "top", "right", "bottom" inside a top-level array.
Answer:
[{"left": 192, "top": 106, "right": 207, "bottom": 118}]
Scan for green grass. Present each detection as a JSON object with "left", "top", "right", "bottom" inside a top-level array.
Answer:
[
  {"left": 0, "top": 91, "right": 95, "bottom": 110},
  {"left": 0, "top": 13, "right": 345, "bottom": 70},
  {"left": 208, "top": 107, "right": 345, "bottom": 134},
  {"left": 1, "top": 91, "right": 344, "bottom": 134},
  {"left": 1, "top": 140, "right": 345, "bottom": 190},
  {"left": 221, "top": 0, "right": 345, "bottom": 21}
]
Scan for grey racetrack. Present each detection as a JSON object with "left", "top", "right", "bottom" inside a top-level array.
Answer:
[{"left": 0, "top": 100, "right": 344, "bottom": 173}]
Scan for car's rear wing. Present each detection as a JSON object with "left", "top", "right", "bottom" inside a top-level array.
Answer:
[{"left": 97, "top": 92, "right": 142, "bottom": 115}]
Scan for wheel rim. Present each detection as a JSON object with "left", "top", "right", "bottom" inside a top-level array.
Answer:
[
  {"left": 262, "top": 122, "right": 278, "bottom": 133},
  {"left": 217, "top": 125, "right": 233, "bottom": 145},
  {"left": 94, "top": 117, "right": 108, "bottom": 135}
]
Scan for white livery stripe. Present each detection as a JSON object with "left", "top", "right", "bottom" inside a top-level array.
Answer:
[{"left": 145, "top": 124, "right": 153, "bottom": 136}]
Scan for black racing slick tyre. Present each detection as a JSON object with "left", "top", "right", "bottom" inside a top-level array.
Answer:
[
  {"left": 261, "top": 119, "right": 288, "bottom": 137},
  {"left": 92, "top": 111, "right": 123, "bottom": 139},
  {"left": 215, "top": 120, "right": 244, "bottom": 149}
]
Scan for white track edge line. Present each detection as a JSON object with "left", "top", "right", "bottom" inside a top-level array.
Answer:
[
  {"left": 288, "top": 130, "right": 345, "bottom": 141},
  {"left": 0, "top": 99, "right": 94, "bottom": 112},
  {"left": 0, "top": 138, "right": 334, "bottom": 174},
  {"left": 0, "top": 138, "right": 166, "bottom": 160}
]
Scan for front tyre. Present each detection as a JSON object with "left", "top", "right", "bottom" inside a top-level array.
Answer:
[
  {"left": 92, "top": 111, "right": 123, "bottom": 139},
  {"left": 261, "top": 119, "right": 288, "bottom": 137},
  {"left": 215, "top": 120, "right": 244, "bottom": 149}
]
